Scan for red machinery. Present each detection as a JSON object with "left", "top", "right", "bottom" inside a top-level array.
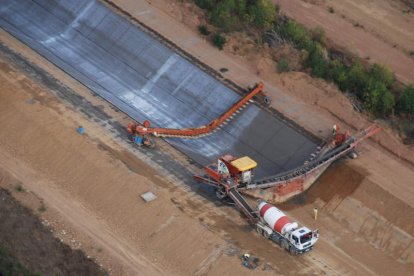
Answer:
[
  {"left": 126, "top": 83, "right": 265, "bottom": 143},
  {"left": 194, "top": 124, "right": 381, "bottom": 218}
]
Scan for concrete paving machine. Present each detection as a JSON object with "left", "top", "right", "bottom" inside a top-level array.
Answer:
[
  {"left": 194, "top": 124, "right": 380, "bottom": 254},
  {"left": 194, "top": 154, "right": 318, "bottom": 254},
  {"left": 126, "top": 83, "right": 265, "bottom": 143}
]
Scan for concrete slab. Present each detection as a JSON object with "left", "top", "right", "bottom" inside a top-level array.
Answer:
[
  {"left": 141, "top": 191, "right": 157, "bottom": 202},
  {"left": 0, "top": 0, "right": 318, "bottom": 178}
]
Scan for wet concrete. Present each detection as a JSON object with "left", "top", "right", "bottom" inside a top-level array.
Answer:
[{"left": 0, "top": 0, "right": 317, "bottom": 177}]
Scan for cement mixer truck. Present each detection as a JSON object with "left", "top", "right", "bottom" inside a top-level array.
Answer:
[{"left": 255, "top": 201, "right": 319, "bottom": 255}]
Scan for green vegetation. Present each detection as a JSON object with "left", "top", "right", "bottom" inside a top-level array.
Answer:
[
  {"left": 273, "top": 17, "right": 410, "bottom": 117},
  {"left": 198, "top": 24, "right": 211, "bottom": 35},
  {"left": 0, "top": 246, "right": 40, "bottom": 276},
  {"left": 212, "top": 33, "right": 226, "bottom": 50},
  {"left": 196, "top": 0, "right": 277, "bottom": 32},
  {"left": 277, "top": 57, "right": 290, "bottom": 73},
  {"left": 248, "top": 0, "right": 277, "bottom": 29},
  {"left": 194, "top": 0, "right": 414, "bottom": 121},
  {"left": 397, "top": 86, "right": 414, "bottom": 116},
  {"left": 311, "top": 27, "right": 326, "bottom": 45}
]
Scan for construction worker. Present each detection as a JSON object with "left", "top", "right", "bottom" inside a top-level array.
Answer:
[
  {"left": 332, "top": 124, "right": 338, "bottom": 136},
  {"left": 313, "top": 207, "right": 318, "bottom": 220}
]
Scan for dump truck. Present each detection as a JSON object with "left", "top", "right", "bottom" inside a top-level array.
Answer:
[{"left": 255, "top": 201, "right": 319, "bottom": 255}]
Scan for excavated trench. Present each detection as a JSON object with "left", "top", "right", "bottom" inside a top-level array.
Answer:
[{"left": 0, "top": 0, "right": 319, "bottom": 178}]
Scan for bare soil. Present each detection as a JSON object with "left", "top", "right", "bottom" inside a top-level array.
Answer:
[
  {"left": 0, "top": 0, "right": 413, "bottom": 275},
  {"left": 275, "top": 0, "right": 414, "bottom": 84}
]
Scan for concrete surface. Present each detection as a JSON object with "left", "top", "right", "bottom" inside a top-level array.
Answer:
[{"left": 0, "top": 0, "right": 317, "bottom": 177}]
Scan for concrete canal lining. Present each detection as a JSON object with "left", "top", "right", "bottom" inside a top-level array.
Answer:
[{"left": 0, "top": 0, "right": 318, "bottom": 177}]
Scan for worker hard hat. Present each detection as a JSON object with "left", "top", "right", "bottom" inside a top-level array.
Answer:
[{"left": 244, "top": 253, "right": 250, "bottom": 258}]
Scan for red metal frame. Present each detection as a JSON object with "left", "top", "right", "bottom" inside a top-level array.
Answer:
[{"left": 127, "top": 83, "right": 265, "bottom": 138}]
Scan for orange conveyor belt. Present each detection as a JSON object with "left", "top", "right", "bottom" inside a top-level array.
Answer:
[{"left": 128, "top": 83, "right": 265, "bottom": 139}]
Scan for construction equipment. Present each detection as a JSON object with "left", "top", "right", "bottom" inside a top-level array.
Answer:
[
  {"left": 195, "top": 124, "right": 380, "bottom": 192},
  {"left": 127, "top": 119, "right": 154, "bottom": 148},
  {"left": 241, "top": 253, "right": 259, "bottom": 269},
  {"left": 256, "top": 201, "right": 319, "bottom": 254},
  {"left": 126, "top": 83, "right": 264, "bottom": 139},
  {"left": 194, "top": 124, "right": 380, "bottom": 254},
  {"left": 194, "top": 154, "right": 318, "bottom": 254},
  {"left": 243, "top": 124, "right": 380, "bottom": 190}
]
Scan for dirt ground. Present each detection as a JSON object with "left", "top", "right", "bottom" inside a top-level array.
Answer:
[
  {"left": 275, "top": 0, "right": 414, "bottom": 84},
  {"left": 0, "top": 0, "right": 414, "bottom": 275}
]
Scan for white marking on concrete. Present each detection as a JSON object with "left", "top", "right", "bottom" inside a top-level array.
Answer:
[
  {"left": 67, "top": 0, "right": 94, "bottom": 30},
  {"left": 171, "top": 70, "right": 193, "bottom": 96},
  {"left": 42, "top": 0, "right": 95, "bottom": 44},
  {"left": 141, "top": 54, "right": 178, "bottom": 94}
]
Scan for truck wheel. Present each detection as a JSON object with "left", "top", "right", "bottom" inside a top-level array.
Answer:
[
  {"left": 281, "top": 240, "right": 289, "bottom": 251},
  {"left": 275, "top": 237, "right": 282, "bottom": 246},
  {"left": 256, "top": 226, "right": 263, "bottom": 235},
  {"left": 263, "top": 230, "right": 270, "bottom": 239},
  {"left": 289, "top": 246, "right": 297, "bottom": 255}
]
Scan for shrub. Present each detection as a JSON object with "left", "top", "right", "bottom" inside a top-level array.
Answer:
[
  {"left": 210, "top": 0, "right": 239, "bottom": 32},
  {"left": 311, "top": 59, "right": 328, "bottom": 78},
  {"left": 397, "top": 85, "right": 414, "bottom": 116},
  {"left": 198, "top": 0, "right": 278, "bottom": 32},
  {"left": 38, "top": 203, "right": 47, "bottom": 213},
  {"left": 277, "top": 57, "right": 290, "bottom": 73},
  {"left": 212, "top": 33, "right": 227, "bottom": 50},
  {"left": 306, "top": 42, "right": 326, "bottom": 69},
  {"left": 364, "top": 82, "right": 395, "bottom": 116},
  {"left": 368, "top": 63, "right": 395, "bottom": 88},
  {"left": 195, "top": 0, "right": 215, "bottom": 10},
  {"left": 15, "top": 184, "right": 24, "bottom": 192},
  {"left": 345, "top": 61, "right": 368, "bottom": 96},
  {"left": 327, "top": 60, "right": 348, "bottom": 89},
  {"left": 311, "top": 27, "right": 326, "bottom": 45},
  {"left": 198, "top": 24, "right": 211, "bottom": 35},
  {"left": 248, "top": 0, "right": 277, "bottom": 29},
  {"left": 279, "top": 20, "right": 312, "bottom": 49},
  {"left": 328, "top": 6, "right": 335, "bottom": 13}
]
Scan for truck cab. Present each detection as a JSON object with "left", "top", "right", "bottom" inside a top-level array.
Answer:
[{"left": 289, "top": 227, "right": 319, "bottom": 253}]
